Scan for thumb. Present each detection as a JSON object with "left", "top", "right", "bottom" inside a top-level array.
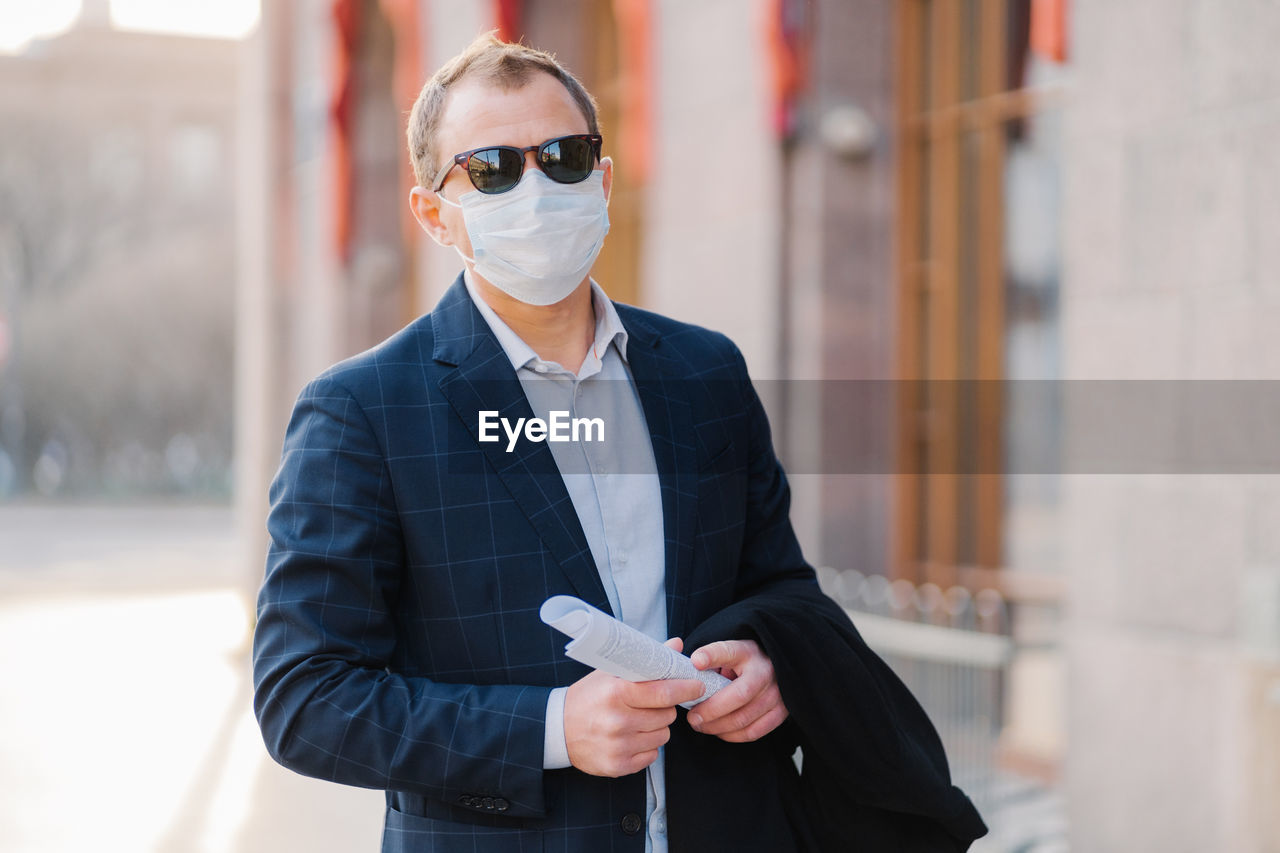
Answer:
[{"left": 664, "top": 637, "right": 684, "bottom": 653}]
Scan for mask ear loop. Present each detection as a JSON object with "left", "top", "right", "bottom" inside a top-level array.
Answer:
[{"left": 428, "top": 190, "right": 478, "bottom": 265}]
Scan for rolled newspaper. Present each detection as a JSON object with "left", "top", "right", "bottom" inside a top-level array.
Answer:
[{"left": 540, "top": 595, "right": 730, "bottom": 708}]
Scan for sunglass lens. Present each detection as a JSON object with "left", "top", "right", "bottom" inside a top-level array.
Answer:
[
  {"left": 540, "top": 137, "right": 595, "bottom": 184},
  {"left": 467, "top": 148, "right": 522, "bottom": 194}
]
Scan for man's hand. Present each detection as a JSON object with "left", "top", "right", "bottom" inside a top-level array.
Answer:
[
  {"left": 563, "top": 638, "right": 706, "bottom": 777},
  {"left": 686, "top": 639, "right": 789, "bottom": 743}
]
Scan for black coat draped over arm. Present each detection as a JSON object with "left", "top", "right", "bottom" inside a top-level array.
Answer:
[{"left": 684, "top": 580, "right": 989, "bottom": 852}]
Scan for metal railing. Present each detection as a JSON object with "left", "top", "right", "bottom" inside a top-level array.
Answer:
[{"left": 816, "top": 566, "right": 1014, "bottom": 813}]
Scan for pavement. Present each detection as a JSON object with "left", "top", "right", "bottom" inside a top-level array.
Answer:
[
  {"left": 972, "top": 773, "right": 1069, "bottom": 853},
  {"left": 0, "top": 503, "right": 384, "bottom": 853}
]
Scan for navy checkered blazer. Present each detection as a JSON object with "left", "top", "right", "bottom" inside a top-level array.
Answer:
[{"left": 252, "top": 274, "right": 820, "bottom": 852}]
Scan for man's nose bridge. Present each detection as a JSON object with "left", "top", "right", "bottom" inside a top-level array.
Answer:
[{"left": 515, "top": 147, "right": 543, "bottom": 185}]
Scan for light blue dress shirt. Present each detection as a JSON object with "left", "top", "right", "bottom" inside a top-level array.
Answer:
[{"left": 463, "top": 272, "right": 670, "bottom": 851}]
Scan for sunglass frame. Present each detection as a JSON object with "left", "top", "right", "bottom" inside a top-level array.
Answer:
[{"left": 430, "top": 133, "right": 603, "bottom": 194}]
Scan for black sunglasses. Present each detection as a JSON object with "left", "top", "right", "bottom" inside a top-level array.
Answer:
[{"left": 431, "top": 133, "right": 603, "bottom": 195}]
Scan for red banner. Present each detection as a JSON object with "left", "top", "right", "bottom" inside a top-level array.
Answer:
[
  {"left": 329, "top": 0, "right": 361, "bottom": 262},
  {"left": 1030, "top": 0, "right": 1069, "bottom": 63},
  {"left": 494, "top": 0, "right": 522, "bottom": 42},
  {"left": 765, "top": 0, "right": 810, "bottom": 141},
  {"left": 614, "top": 0, "right": 653, "bottom": 183}
]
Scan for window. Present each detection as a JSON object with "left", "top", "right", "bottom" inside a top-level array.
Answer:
[{"left": 895, "top": 0, "right": 1067, "bottom": 586}]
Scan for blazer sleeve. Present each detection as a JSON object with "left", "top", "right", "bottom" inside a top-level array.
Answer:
[{"left": 251, "top": 374, "right": 552, "bottom": 817}]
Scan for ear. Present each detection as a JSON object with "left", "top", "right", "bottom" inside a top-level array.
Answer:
[
  {"left": 600, "top": 155, "right": 614, "bottom": 205},
  {"left": 409, "top": 186, "right": 454, "bottom": 247}
]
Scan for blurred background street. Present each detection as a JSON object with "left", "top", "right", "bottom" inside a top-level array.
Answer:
[
  {"left": 3, "top": 0, "right": 1280, "bottom": 851},
  {"left": 0, "top": 504, "right": 384, "bottom": 852}
]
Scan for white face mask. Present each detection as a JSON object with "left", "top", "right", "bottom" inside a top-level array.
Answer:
[{"left": 438, "top": 169, "right": 610, "bottom": 306}]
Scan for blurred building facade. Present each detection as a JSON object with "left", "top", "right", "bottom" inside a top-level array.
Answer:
[
  {"left": 0, "top": 0, "right": 238, "bottom": 498},
  {"left": 238, "top": 1, "right": 1280, "bottom": 849}
]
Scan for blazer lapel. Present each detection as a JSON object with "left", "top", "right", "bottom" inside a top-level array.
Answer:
[
  {"left": 617, "top": 308, "right": 699, "bottom": 641},
  {"left": 431, "top": 276, "right": 612, "bottom": 614}
]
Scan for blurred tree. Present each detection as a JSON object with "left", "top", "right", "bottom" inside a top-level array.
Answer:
[
  {"left": 0, "top": 118, "right": 234, "bottom": 498},
  {"left": 0, "top": 123, "right": 124, "bottom": 493}
]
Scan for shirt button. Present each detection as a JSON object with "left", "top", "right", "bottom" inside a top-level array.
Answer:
[
  {"left": 650, "top": 808, "right": 667, "bottom": 836},
  {"left": 616, "top": 552, "right": 628, "bottom": 565},
  {"left": 620, "top": 812, "right": 642, "bottom": 835}
]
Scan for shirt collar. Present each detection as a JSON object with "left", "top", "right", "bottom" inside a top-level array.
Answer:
[{"left": 463, "top": 270, "right": 630, "bottom": 372}]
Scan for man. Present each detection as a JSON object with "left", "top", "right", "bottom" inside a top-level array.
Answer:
[{"left": 253, "top": 35, "right": 983, "bottom": 853}]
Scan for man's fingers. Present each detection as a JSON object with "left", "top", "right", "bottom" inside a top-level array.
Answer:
[
  {"left": 690, "top": 683, "right": 780, "bottom": 736},
  {"left": 624, "top": 677, "right": 705, "bottom": 709},
  {"left": 623, "top": 749, "right": 661, "bottom": 775},
  {"left": 623, "top": 722, "right": 673, "bottom": 752},
  {"left": 566, "top": 670, "right": 688, "bottom": 777},
  {"left": 689, "top": 665, "right": 768, "bottom": 724},
  {"left": 596, "top": 705, "right": 673, "bottom": 736},
  {"left": 690, "top": 639, "right": 750, "bottom": 671},
  {"left": 628, "top": 705, "right": 678, "bottom": 733},
  {"left": 664, "top": 636, "right": 684, "bottom": 653},
  {"left": 714, "top": 702, "right": 790, "bottom": 744}
]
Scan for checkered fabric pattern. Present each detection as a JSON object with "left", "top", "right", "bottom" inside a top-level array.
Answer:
[{"left": 252, "top": 274, "right": 818, "bottom": 852}]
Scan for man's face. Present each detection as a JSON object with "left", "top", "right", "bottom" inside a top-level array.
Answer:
[{"left": 412, "top": 70, "right": 613, "bottom": 266}]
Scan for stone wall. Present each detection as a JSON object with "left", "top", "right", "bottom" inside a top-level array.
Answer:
[{"left": 1062, "top": 1, "right": 1280, "bottom": 849}]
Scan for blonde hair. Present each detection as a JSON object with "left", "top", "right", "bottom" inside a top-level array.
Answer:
[{"left": 406, "top": 33, "right": 600, "bottom": 188}]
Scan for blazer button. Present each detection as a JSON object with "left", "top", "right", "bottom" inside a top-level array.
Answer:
[
  {"left": 494, "top": 798, "right": 510, "bottom": 812},
  {"left": 620, "top": 812, "right": 642, "bottom": 835},
  {"left": 481, "top": 797, "right": 495, "bottom": 810}
]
